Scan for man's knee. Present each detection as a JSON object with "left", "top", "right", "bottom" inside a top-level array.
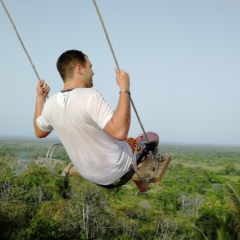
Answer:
[{"left": 146, "top": 132, "right": 159, "bottom": 145}]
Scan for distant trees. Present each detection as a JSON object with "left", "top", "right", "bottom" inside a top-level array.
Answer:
[{"left": 0, "top": 142, "right": 239, "bottom": 239}]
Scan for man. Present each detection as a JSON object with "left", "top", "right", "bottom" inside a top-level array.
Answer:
[{"left": 34, "top": 50, "right": 159, "bottom": 192}]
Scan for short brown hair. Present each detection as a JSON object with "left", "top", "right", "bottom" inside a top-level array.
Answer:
[{"left": 56, "top": 50, "right": 87, "bottom": 81}]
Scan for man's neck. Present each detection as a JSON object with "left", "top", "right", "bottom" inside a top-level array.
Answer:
[{"left": 63, "top": 82, "right": 86, "bottom": 91}]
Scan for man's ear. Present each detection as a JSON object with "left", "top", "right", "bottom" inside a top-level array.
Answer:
[{"left": 76, "top": 64, "right": 83, "bottom": 75}]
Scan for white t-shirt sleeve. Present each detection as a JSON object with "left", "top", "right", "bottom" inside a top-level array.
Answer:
[
  {"left": 36, "top": 107, "right": 53, "bottom": 133},
  {"left": 86, "top": 90, "right": 114, "bottom": 129}
]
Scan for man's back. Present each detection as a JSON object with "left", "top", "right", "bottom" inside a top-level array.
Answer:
[{"left": 37, "top": 88, "right": 133, "bottom": 185}]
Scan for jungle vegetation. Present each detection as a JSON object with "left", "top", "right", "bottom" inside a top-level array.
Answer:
[{"left": 0, "top": 139, "right": 239, "bottom": 239}]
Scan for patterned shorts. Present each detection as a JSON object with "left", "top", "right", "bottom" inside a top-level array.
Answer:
[{"left": 125, "top": 135, "right": 147, "bottom": 169}]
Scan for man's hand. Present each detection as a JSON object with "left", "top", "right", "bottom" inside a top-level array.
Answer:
[
  {"left": 34, "top": 80, "right": 51, "bottom": 138},
  {"left": 36, "top": 80, "right": 50, "bottom": 98},
  {"left": 115, "top": 69, "right": 130, "bottom": 91}
]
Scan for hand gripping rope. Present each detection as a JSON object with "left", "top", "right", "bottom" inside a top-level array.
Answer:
[
  {"left": 92, "top": 0, "right": 160, "bottom": 183},
  {"left": 1, "top": 0, "right": 56, "bottom": 174},
  {"left": 92, "top": 0, "right": 149, "bottom": 143}
]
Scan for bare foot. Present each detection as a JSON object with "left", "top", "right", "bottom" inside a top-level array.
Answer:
[{"left": 133, "top": 181, "right": 149, "bottom": 192}]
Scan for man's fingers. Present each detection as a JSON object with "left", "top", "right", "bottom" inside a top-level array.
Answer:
[
  {"left": 39, "top": 79, "right": 44, "bottom": 86},
  {"left": 40, "top": 80, "right": 49, "bottom": 91},
  {"left": 41, "top": 81, "right": 50, "bottom": 96}
]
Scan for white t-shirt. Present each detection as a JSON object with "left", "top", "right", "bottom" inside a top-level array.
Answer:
[{"left": 37, "top": 88, "right": 133, "bottom": 185}]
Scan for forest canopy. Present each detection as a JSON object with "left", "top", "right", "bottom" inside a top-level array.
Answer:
[{"left": 0, "top": 140, "right": 239, "bottom": 239}]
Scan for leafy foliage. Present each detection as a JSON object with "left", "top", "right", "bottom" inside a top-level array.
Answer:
[{"left": 0, "top": 140, "right": 239, "bottom": 239}]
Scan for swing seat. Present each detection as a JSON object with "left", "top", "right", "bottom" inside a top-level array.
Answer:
[
  {"left": 62, "top": 155, "right": 171, "bottom": 183},
  {"left": 131, "top": 155, "right": 171, "bottom": 183}
]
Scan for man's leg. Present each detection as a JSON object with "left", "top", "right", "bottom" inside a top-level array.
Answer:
[
  {"left": 136, "top": 132, "right": 159, "bottom": 146},
  {"left": 126, "top": 132, "right": 159, "bottom": 192}
]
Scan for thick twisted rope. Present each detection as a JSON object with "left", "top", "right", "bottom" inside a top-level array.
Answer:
[
  {"left": 1, "top": 0, "right": 40, "bottom": 80},
  {"left": 92, "top": 0, "right": 149, "bottom": 143}
]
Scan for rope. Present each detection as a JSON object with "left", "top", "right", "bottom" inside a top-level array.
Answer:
[
  {"left": 45, "top": 143, "right": 66, "bottom": 177},
  {"left": 92, "top": 0, "right": 149, "bottom": 143},
  {"left": 0, "top": 0, "right": 40, "bottom": 80}
]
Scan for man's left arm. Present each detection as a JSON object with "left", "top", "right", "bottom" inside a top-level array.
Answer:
[{"left": 34, "top": 80, "right": 51, "bottom": 138}]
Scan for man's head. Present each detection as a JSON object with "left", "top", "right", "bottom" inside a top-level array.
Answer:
[{"left": 57, "top": 50, "right": 88, "bottom": 82}]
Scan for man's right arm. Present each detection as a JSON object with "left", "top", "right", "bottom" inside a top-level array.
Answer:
[{"left": 103, "top": 69, "right": 131, "bottom": 140}]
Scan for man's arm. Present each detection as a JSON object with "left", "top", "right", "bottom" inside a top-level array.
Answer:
[
  {"left": 34, "top": 80, "right": 51, "bottom": 138},
  {"left": 104, "top": 69, "right": 131, "bottom": 141}
]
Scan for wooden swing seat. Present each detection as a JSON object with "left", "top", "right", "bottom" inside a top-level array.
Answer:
[
  {"left": 63, "top": 155, "right": 171, "bottom": 183},
  {"left": 131, "top": 155, "right": 171, "bottom": 183}
]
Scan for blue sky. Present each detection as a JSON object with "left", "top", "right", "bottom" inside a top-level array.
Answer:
[{"left": 0, "top": 0, "right": 239, "bottom": 146}]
